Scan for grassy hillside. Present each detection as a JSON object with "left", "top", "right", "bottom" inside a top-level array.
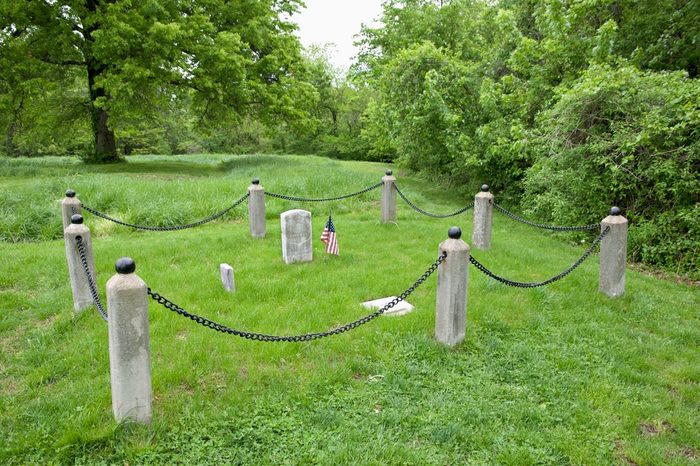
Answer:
[{"left": 1, "top": 154, "right": 698, "bottom": 465}]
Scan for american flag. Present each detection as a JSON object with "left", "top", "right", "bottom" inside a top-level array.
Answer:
[{"left": 320, "top": 215, "right": 339, "bottom": 255}]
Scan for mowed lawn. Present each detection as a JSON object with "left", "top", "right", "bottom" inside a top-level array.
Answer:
[{"left": 0, "top": 154, "right": 698, "bottom": 465}]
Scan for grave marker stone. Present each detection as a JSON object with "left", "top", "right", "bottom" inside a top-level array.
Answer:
[
  {"left": 281, "top": 209, "right": 313, "bottom": 264},
  {"left": 220, "top": 263, "right": 235, "bottom": 292}
]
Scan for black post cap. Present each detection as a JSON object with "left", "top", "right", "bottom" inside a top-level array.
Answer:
[
  {"left": 66, "top": 189, "right": 76, "bottom": 198},
  {"left": 610, "top": 206, "right": 621, "bottom": 216},
  {"left": 115, "top": 257, "right": 136, "bottom": 274},
  {"left": 385, "top": 170, "right": 393, "bottom": 176},
  {"left": 481, "top": 184, "right": 489, "bottom": 192},
  {"left": 448, "top": 226, "right": 462, "bottom": 239},
  {"left": 252, "top": 178, "right": 260, "bottom": 185},
  {"left": 70, "top": 214, "right": 83, "bottom": 224}
]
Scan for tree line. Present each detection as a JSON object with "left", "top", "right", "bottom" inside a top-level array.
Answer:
[{"left": 1, "top": 0, "right": 698, "bottom": 277}]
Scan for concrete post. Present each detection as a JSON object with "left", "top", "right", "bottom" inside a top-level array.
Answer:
[
  {"left": 64, "top": 214, "right": 96, "bottom": 312},
  {"left": 472, "top": 184, "right": 494, "bottom": 250},
  {"left": 381, "top": 170, "right": 397, "bottom": 224},
  {"left": 599, "top": 207, "right": 628, "bottom": 298},
  {"left": 435, "top": 227, "right": 470, "bottom": 347},
  {"left": 61, "top": 189, "right": 82, "bottom": 230},
  {"left": 107, "top": 257, "right": 152, "bottom": 425},
  {"left": 248, "top": 178, "right": 266, "bottom": 238}
]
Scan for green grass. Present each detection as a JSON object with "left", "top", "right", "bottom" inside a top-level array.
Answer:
[{"left": 1, "top": 154, "right": 698, "bottom": 465}]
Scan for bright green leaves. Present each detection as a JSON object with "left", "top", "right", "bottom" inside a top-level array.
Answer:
[{"left": 0, "top": 0, "right": 307, "bottom": 161}]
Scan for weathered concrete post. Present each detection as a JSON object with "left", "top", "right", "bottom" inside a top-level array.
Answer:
[
  {"left": 61, "top": 189, "right": 82, "bottom": 230},
  {"left": 435, "top": 227, "right": 470, "bottom": 347},
  {"left": 381, "top": 170, "right": 397, "bottom": 223},
  {"left": 599, "top": 206, "right": 628, "bottom": 298},
  {"left": 64, "top": 214, "right": 96, "bottom": 312},
  {"left": 106, "top": 257, "right": 152, "bottom": 425},
  {"left": 281, "top": 209, "right": 313, "bottom": 264},
  {"left": 248, "top": 178, "right": 266, "bottom": 238},
  {"left": 472, "top": 184, "right": 494, "bottom": 250}
]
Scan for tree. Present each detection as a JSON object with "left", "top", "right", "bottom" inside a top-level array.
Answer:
[{"left": 0, "top": 0, "right": 309, "bottom": 162}]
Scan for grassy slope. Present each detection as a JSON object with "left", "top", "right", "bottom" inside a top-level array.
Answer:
[{"left": 0, "top": 154, "right": 698, "bottom": 465}]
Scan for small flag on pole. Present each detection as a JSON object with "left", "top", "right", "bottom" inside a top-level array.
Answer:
[{"left": 320, "top": 214, "right": 339, "bottom": 255}]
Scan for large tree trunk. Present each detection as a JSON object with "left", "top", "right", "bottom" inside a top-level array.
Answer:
[
  {"left": 86, "top": 60, "right": 120, "bottom": 163},
  {"left": 5, "top": 122, "right": 18, "bottom": 157}
]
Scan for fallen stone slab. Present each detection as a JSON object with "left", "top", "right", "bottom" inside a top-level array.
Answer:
[{"left": 361, "top": 296, "right": 414, "bottom": 317}]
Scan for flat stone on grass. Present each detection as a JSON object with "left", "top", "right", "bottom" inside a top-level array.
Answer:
[{"left": 362, "top": 296, "right": 414, "bottom": 317}]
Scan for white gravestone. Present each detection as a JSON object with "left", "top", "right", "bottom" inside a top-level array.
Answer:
[
  {"left": 281, "top": 209, "right": 313, "bottom": 264},
  {"left": 362, "top": 296, "right": 415, "bottom": 317},
  {"left": 220, "top": 263, "right": 235, "bottom": 292}
]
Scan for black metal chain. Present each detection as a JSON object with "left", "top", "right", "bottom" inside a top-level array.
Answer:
[
  {"left": 265, "top": 181, "right": 383, "bottom": 202},
  {"left": 394, "top": 184, "right": 474, "bottom": 218},
  {"left": 469, "top": 226, "right": 610, "bottom": 288},
  {"left": 492, "top": 203, "right": 599, "bottom": 231},
  {"left": 147, "top": 252, "right": 447, "bottom": 342},
  {"left": 80, "top": 192, "right": 250, "bottom": 231},
  {"left": 75, "top": 236, "right": 108, "bottom": 322}
]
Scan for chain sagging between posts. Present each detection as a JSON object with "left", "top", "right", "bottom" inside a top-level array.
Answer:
[
  {"left": 469, "top": 226, "right": 610, "bottom": 288},
  {"left": 264, "top": 181, "right": 384, "bottom": 202},
  {"left": 75, "top": 235, "right": 108, "bottom": 321},
  {"left": 81, "top": 192, "right": 250, "bottom": 231},
  {"left": 492, "top": 202, "right": 599, "bottom": 232},
  {"left": 394, "top": 184, "right": 474, "bottom": 218},
  {"left": 147, "top": 251, "right": 447, "bottom": 342}
]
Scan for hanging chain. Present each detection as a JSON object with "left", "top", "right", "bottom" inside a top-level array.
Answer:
[
  {"left": 75, "top": 236, "right": 108, "bottom": 322},
  {"left": 469, "top": 226, "right": 610, "bottom": 288},
  {"left": 492, "top": 203, "right": 599, "bottom": 231},
  {"left": 265, "top": 181, "right": 383, "bottom": 202},
  {"left": 394, "top": 184, "right": 474, "bottom": 218},
  {"left": 147, "top": 252, "right": 447, "bottom": 342},
  {"left": 81, "top": 192, "right": 250, "bottom": 231}
]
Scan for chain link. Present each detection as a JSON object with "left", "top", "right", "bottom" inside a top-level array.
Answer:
[
  {"left": 75, "top": 236, "right": 108, "bottom": 322},
  {"left": 265, "top": 181, "right": 383, "bottom": 202},
  {"left": 81, "top": 192, "right": 250, "bottom": 231},
  {"left": 469, "top": 226, "right": 610, "bottom": 288},
  {"left": 148, "top": 252, "right": 447, "bottom": 342},
  {"left": 394, "top": 184, "right": 474, "bottom": 218},
  {"left": 492, "top": 203, "right": 599, "bottom": 231}
]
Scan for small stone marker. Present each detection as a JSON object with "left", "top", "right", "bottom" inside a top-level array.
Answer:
[
  {"left": 220, "top": 263, "right": 235, "bottom": 292},
  {"left": 362, "top": 296, "right": 415, "bottom": 317},
  {"left": 281, "top": 209, "right": 312, "bottom": 264}
]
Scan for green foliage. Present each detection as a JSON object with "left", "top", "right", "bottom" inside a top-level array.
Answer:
[
  {"left": 0, "top": 0, "right": 310, "bottom": 161},
  {"left": 353, "top": 0, "right": 699, "bottom": 276},
  {"left": 524, "top": 65, "right": 699, "bottom": 277}
]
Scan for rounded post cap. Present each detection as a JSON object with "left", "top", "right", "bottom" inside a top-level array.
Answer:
[
  {"left": 251, "top": 178, "right": 260, "bottom": 185},
  {"left": 610, "top": 206, "right": 621, "bottom": 216},
  {"left": 481, "top": 184, "right": 489, "bottom": 192},
  {"left": 448, "top": 226, "right": 462, "bottom": 239},
  {"left": 385, "top": 169, "right": 393, "bottom": 176},
  {"left": 66, "top": 189, "right": 76, "bottom": 198},
  {"left": 115, "top": 257, "right": 136, "bottom": 274},
  {"left": 70, "top": 214, "right": 83, "bottom": 224}
]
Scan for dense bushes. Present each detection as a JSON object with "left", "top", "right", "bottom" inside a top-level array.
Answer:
[{"left": 524, "top": 65, "right": 699, "bottom": 277}]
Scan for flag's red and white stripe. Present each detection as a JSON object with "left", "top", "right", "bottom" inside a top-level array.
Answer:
[{"left": 320, "top": 215, "right": 339, "bottom": 255}]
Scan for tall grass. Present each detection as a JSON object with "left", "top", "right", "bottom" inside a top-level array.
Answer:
[{"left": 0, "top": 154, "right": 698, "bottom": 465}]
